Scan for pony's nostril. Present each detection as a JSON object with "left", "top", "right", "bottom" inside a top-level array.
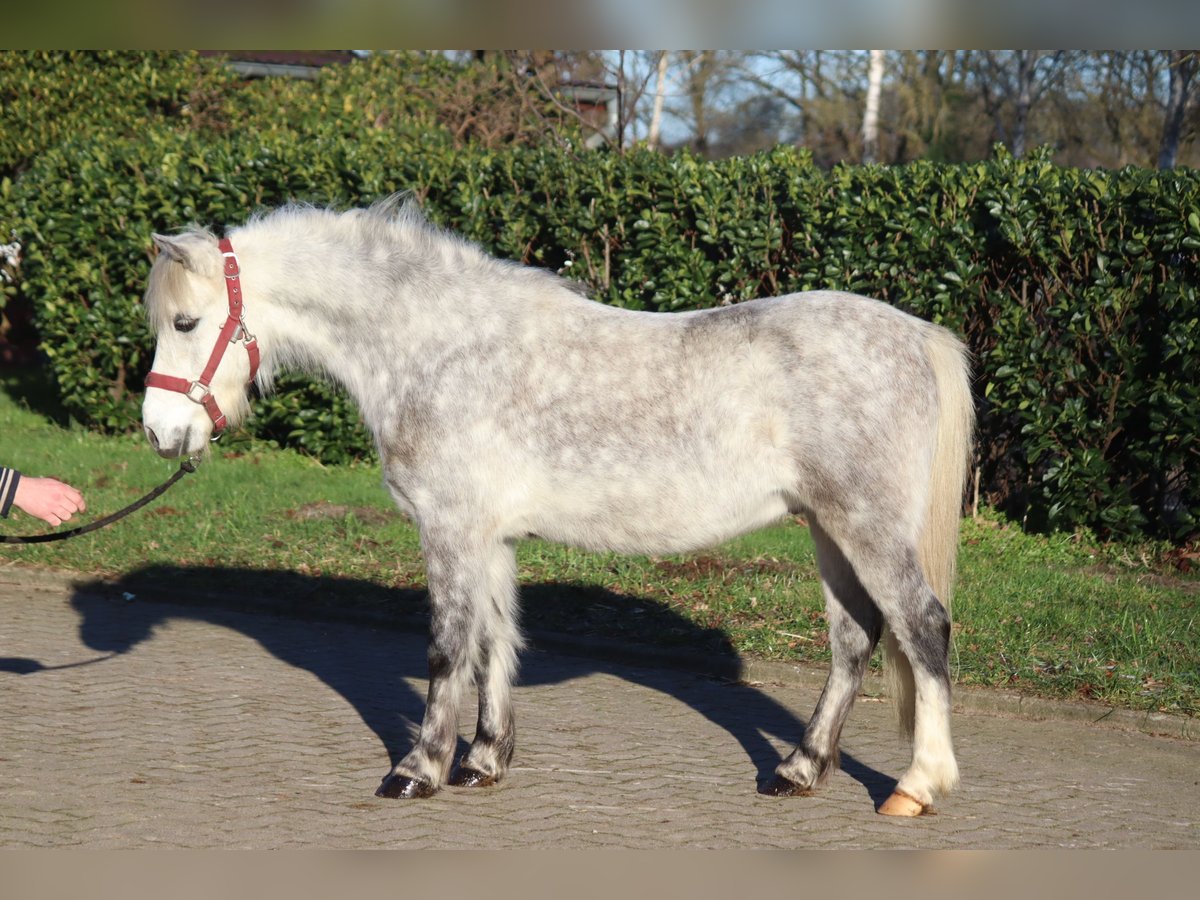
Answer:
[{"left": 145, "top": 427, "right": 160, "bottom": 451}]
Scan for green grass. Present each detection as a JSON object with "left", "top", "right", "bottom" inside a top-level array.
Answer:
[{"left": 2, "top": 371, "right": 1196, "bottom": 716}]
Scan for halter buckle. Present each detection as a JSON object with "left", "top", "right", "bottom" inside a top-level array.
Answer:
[
  {"left": 185, "top": 380, "right": 211, "bottom": 404},
  {"left": 231, "top": 319, "right": 256, "bottom": 344}
]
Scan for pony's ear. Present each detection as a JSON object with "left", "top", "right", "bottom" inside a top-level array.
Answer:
[{"left": 152, "top": 232, "right": 219, "bottom": 275}]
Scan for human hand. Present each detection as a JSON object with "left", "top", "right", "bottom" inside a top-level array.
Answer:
[{"left": 13, "top": 477, "right": 86, "bottom": 527}]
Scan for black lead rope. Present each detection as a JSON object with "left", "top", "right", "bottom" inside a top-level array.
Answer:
[{"left": 0, "top": 457, "right": 200, "bottom": 545}]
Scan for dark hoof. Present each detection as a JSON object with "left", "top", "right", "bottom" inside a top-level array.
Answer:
[
  {"left": 759, "top": 774, "right": 813, "bottom": 797},
  {"left": 449, "top": 766, "right": 498, "bottom": 788},
  {"left": 376, "top": 772, "right": 438, "bottom": 799}
]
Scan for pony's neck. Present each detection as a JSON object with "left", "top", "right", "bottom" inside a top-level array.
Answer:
[{"left": 229, "top": 211, "right": 489, "bottom": 431}]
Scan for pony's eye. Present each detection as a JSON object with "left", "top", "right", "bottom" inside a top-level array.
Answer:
[{"left": 174, "top": 315, "right": 199, "bottom": 333}]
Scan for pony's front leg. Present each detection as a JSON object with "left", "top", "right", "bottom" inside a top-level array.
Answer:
[
  {"left": 448, "top": 636, "right": 521, "bottom": 788},
  {"left": 449, "top": 559, "right": 523, "bottom": 787},
  {"left": 377, "top": 533, "right": 517, "bottom": 799}
]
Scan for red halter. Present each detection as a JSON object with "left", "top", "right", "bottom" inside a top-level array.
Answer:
[{"left": 144, "top": 238, "right": 261, "bottom": 434}]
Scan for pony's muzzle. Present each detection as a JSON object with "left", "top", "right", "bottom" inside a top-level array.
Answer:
[{"left": 144, "top": 424, "right": 192, "bottom": 459}]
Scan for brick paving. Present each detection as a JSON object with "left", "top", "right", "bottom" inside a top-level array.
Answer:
[{"left": 1, "top": 568, "right": 1196, "bottom": 848}]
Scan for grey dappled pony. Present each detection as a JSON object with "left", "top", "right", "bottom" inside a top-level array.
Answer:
[{"left": 141, "top": 197, "right": 973, "bottom": 817}]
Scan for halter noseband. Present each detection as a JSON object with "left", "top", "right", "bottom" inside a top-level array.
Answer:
[{"left": 144, "top": 238, "right": 260, "bottom": 434}]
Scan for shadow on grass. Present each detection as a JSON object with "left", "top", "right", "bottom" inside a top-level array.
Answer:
[
  {"left": 0, "top": 366, "right": 75, "bottom": 428},
  {"left": 62, "top": 564, "right": 896, "bottom": 807}
]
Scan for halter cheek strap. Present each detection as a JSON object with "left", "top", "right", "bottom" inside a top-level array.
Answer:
[{"left": 144, "top": 238, "right": 260, "bottom": 434}]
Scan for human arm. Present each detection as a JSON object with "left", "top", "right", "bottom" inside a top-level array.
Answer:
[{"left": 1, "top": 468, "right": 86, "bottom": 527}]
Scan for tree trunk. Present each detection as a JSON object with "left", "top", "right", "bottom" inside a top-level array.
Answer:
[
  {"left": 862, "top": 50, "right": 885, "bottom": 163},
  {"left": 1158, "top": 51, "right": 1196, "bottom": 169},
  {"left": 647, "top": 51, "right": 669, "bottom": 149},
  {"left": 1011, "top": 50, "right": 1038, "bottom": 159},
  {"left": 686, "top": 51, "right": 713, "bottom": 155}
]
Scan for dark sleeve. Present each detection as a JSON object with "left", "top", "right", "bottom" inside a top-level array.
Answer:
[{"left": 0, "top": 467, "right": 21, "bottom": 517}]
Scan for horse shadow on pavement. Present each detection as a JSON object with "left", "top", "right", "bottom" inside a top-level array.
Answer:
[{"left": 57, "top": 564, "right": 897, "bottom": 807}]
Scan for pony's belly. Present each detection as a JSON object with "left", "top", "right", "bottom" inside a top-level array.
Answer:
[{"left": 520, "top": 483, "right": 792, "bottom": 556}]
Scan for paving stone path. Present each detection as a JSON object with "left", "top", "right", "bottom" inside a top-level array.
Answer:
[{"left": 1, "top": 569, "right": 1196, "bottom": 848}]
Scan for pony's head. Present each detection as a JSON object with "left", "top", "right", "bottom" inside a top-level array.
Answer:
[{"left": 141, "top": 230, "right": 256, "bottom": 458}]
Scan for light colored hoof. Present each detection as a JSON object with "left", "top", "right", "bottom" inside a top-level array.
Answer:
[{"left": 877, "top": 790, "right": 930, "bottom": 817}]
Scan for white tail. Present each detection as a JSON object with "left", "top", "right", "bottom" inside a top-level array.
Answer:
[{"left": 885, "top": 324, "right": 974, "bottom": 736}]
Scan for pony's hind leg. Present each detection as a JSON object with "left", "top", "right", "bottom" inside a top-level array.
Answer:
[
  {"left": 376, "top": 533, "right": 518, "bottom": 799},
  {"left": 764, "top": 522, "right": 882, "bottom": 796},
  {"left": 850, "top": 541, "right": 958, "bottom": 816}
]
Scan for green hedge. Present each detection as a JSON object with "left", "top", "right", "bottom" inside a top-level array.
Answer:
[
  {"left": 0, "top": 51, "right": 234, "bottom": 178},
  {"left": 0, "top": 51, "right": 564, "bottom": 179},
  {"left": 3, "top": 54, "right": 1197, "bottom": 541}
]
